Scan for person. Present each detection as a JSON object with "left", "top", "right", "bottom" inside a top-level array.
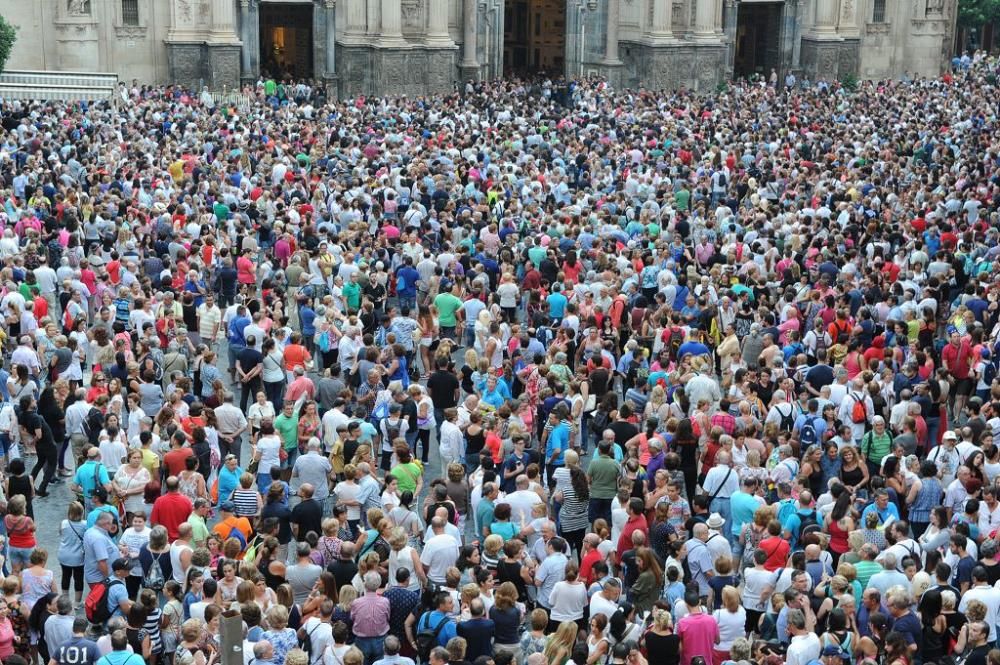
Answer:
[
  {"left": 50, "top": 616, "right": 100, "bottom": 665},
  {"left": 95, "top": 630, "right": 144, "bottom": 665},
  {"left": 676, "top": 589, "right": 719, "bottom": 665}
]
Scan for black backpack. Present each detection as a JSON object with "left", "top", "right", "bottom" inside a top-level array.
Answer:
[
  {"left": 797, "top": 510, "right": 821, "bottom": 541},
  {"left": 299, "top": 620, "right": 323, "bottom": 655},
  {"left": 415, "top": 613, "right": 450, "bottom": 661},
  {"left": 777, "top": 405, "right": 795, "bottom": 432}
]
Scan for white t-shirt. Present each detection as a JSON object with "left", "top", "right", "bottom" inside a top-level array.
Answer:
[
  {"left": 549, "top": 580, "right": 589, "bottom": 621},
  {"left": 420, "top": 533, "right": 460, "bottom": 584},
  {"left": 741, "top": 567, "right": 772, "bottom": 613},
  {"left": 713, "top": 607, "right": 747, "bottom": 651}
]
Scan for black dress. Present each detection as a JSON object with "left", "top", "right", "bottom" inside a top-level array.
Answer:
[
  {"left": 7, "top": 474, "right": 33, "bottom": 519},
  {"left": 643, "top": 631, "right": 680, "bottom": 665}
]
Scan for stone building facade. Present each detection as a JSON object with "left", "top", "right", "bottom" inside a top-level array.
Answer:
[{"left": 1, "top": 0, "right": 958, "bottom": 97}]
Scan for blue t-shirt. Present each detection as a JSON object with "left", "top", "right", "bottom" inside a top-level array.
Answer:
[
  {"left": 546, "top": 423, "right": 570, "bottom": 467},
  {"left": 53, "top": 636, "right": 100, "bottom": 665},
  {"left": 73, "top": 461, "right": 110, "bottom": 500},
  {"left": 300, "top": 306, "right": 317, "bottom": 335},
  {"left": 418, "top": 610, "right": 457, "bottom": 647},
  {"left": 396, "top": 267, "right": 420, "bottom": 296},
  {"left": 82, "top": 527, "right": 119, "bottom": 584},
  {"left": 107, "top": 579, "right": 128, "bottom": 619},
  {"left": 546, "top": 292, "right": 568, "bottom": 318}
]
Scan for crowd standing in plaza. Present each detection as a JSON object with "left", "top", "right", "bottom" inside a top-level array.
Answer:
[{"left": 0, "top": 49, "right": 999, "bottom": 665}]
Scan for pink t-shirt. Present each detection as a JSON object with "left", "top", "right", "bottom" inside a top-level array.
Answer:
[{"left": 676, "top": 611, "right": 719, "bottom": 665}]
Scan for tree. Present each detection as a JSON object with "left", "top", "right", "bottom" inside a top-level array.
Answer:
[
  {"left": 959, "top": 0, "right": 1000, "bottom": 28},
  {"left": 0, "top": 15, "right": 16, "bottom": 73}
]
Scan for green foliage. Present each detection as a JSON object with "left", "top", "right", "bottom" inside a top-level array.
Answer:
[
  {"left": 958, "top": 0, "right": 1000, "bottom": 28},
  {"left": 839, "top": 72, "right": 859, "bottom": 92},
  {"left": 0, "top": 15, "right": 16, "bottom": 74}
]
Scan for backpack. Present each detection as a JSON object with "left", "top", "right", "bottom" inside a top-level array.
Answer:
[
  {"left": 226, "top": 523, "right": 248, "bottom": 551},
  {"left": 299, "top": 620, "right": 323, "bottom": 655},
  {"left": 668, "top": 327, "right": 685, "bottom": 360},
  {"left": 85, "top": 577, "right": 123, "bottom": 624},
  {"left": 983, "top": 360, "right": 997, "bottom": 389},
  {"left": 799, "top": 416, "right": 820, "bottom": 447},
  {"left": 797, "top": 510, "right": 821, "bottom": 541},
  {"left": 850, "top": 392, "right": 867, "bottom": 424},
  {"left": 84, "top": 406, "right": 105, "bottom": 446},
  {"left": 382, "top": 418, "right": 402, "bottom": 446},
  {"left": 415, "top": 613, "right": 450, "bottom": 661},
  {"left": 146, "top": 553, "right": 166, "bottom": 592},
  {"left": 717, "top": 171, "right": 727, "bottom": 187},
  {"left": 777, "top": 405, "right": 795, "bottom": 432}
]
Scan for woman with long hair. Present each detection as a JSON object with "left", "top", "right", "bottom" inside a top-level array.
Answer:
[
  {"left": 630, "top": 547, "right": 663, "bottom": 615},
  {"left": 557, "top": 463, "right": 590, "bottom": 559},
  {"left": 825, "top": 487, "right": 855, "bottom": 567},
  {"left": 542, "top": 620, "right": 578, "bottom": 665}
]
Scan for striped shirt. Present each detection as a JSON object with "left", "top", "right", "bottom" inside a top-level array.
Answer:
[{"left": 349, "top": 591, "right": 390, "bottom": 637}]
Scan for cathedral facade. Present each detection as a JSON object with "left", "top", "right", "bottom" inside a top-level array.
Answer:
[{"left": 1, "top": 0, "right": 958, "bottom": 97}]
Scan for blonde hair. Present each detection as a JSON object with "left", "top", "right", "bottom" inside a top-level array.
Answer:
[
  {"left": 285, "top": 650, "right": 309, "bottom": 665},
  {"left": 337, "top": 585, "right": 357, "bottom": 612},
  {"left": 265, "top": 604, "right": 289, "bottom": 630},
  {"left": 722, "top": 585, "right": 740, "bottom": 613},
  {"left": 484, "top": 534, "right": 504, "bottom": 556}
]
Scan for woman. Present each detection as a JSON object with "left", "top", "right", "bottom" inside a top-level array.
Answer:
[
  {"left": 630, "top": 547, "right": 663, "bottom": 615},
  {"left": 884, "top": 630, "right": 913, "bottom": 665},
  {"left": 390, "top": 447, "right": 423, "bottom": 497},
  {"left": 247, "top": 392, "right": 275, "bottom": 444},
  {"left": 800, "top": 445, "right": 825, "bottom": 498},
  {"left": 262, "top": 605, "right": 298, "bottom": 663},
  {"left": 711, "top": 586, "right": 746, "bottom": 665},
  {"left": 177, "top": 456, "right": 208, "bottom": 504},
  {"left": 0, "top": 598, "right": 15, "bottom": 661},
  {"left": 825, "top": 490, "right": 855, "bottom": 567},
  {"left": 20, "top": 549, "right": 56, "bottom": 611},
  {"left": 557, "top": 464, "right": 591, "bottom": 558},
  {"left": 387, "top": 526, "right": 425, "bottom": 592},
  {"left": 139, "top": 525, "right": 173, "bottom": 597},
  {"left": 548, "top": 562, "right": 588, "bottom": 632},
  {"left": 907, "top": 459, "right": 943, "bottom": 539},
  {"left": 488, "top": 503, "right": 519, "bottom": 541},
  {"left": 57, "top": 502, "right": 86, "bottom": 605},
  {"left": 918, "top": 588, "right": 947, "bottom": 664},
  {"left": 297, "top": 401, "right": 321, "bottom": 455},
  {"left": 858, "top": 509, "right": 889, "bottom": 550},
  {"left": 919, "top": 506, "right": 951, "bottom": 556},
  {"left": 488, "top": 581, "right": 522, "bottom": 661},
  {"left": 444, "top": 463, "right": 471, "bottom": 533},
  {"left": 262, "top": 338, "right": 286, "bottom": 411},
  {"left": 838, "top": 446, "right": 870, "bottom": 496},
  {"left": 542, "top": 620, "right": 578, "bottom": 665},
  {"left": 642, "top": 607, "right": 680, "bottom": 665},
  {"left": 586, "top": 614, "right": 612, "bottom": 665},
  {"left": 607, "top": 602, "right": 643, "bottom": 647},
  {"left": 5, "top": 494, "right": 36, "bottom": 574},
  {"left": 231, "top": 473, "right": 263, "bottom": 521},
  {"left": 114, "top": 449, "right": 152, "bottom": 521},
  {"left": 496, "top": 540, "right": 532, "bottom": 606},
  {"left": 252, "top": 421, "right": 283, "bottom": 493},
  {"left": 215, "top": 560, "right": 243, "bottom": 605}
]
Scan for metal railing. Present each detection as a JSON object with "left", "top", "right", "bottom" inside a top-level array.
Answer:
[
  {"left": 209, "top": 91, "right": 253, "bottom": 113},
  {"left": 0, "top": 70, "right": 119, "bottom": 103}
]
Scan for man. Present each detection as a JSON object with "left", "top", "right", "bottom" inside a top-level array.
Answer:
[
  {"left": 21, "top": 394, "right": 59, "bottom": 496},
  {"left": 886, "top": 590, "right": 921, "bottom": 657},
  {"left": 588, "top": 577, "right": 621, "bottom": 620},
  {"left": 251, "top": 641, "right": 277, "bottom": 665},
  {"left": 327, "top": 541, "right": 358, "bottom": 590},
  {"left": 856, "top": 588, "right": 887, "bottom": 639},
  {"left": 860, "top": 488, "right": 900, "bottom": 528},
  {"left": 415, "top": 592, "right": 458, "bottom": 651},
  {"left": 351, "top": 572, "right": 390, "bottom": 665},
  {"left": 456, "top": 598, "right": 494, "bottom": 660},
  {"left": 426, "top": 357, "right": 460, "bottom": 447},
  {"left": 65, "top": 388, "right": 93, "bottom": 470},
  {"left": 544, "top": 405, "right": 570, "bottom": 487},
  {"left": 197, "top": 294, "right": 223, "bottom": 346},
  {"left": 784, "top": 608, "right": 821, "bottom": 665},
  {"left": 82, "top": 511, "right": 120, "bottom": 586},
  {"left": 501, "top": 475, "right": 543, "bottom": 525},
  {"left": 106, "top": 558, "right": 132, "bottom": 620},
  {"left": 684, "top": 523, "right": 715, "bottom": 601},
  {"left": 965, "top": 621, "right": 992, "bottom": 665},
  {"left": 475, "top": 482, "right": 498, "bottom": 539},
  {"left": 951, "top": 533, "right": 978, "bottom": 592},
  {"left": 213, "top": 501, "right": 254, "bottom": 547},
  {"left": 287, "top": 543, "right": 323, "bottom": 605},
  {"left": 676, "top": 589, "right": 720, "bottom": 665},
  {"left": 372, "top": 635, "right": 415, "bottom": 665},
  {"left": 853, "top": 544, "right": 883, "bottom": 590},
  {"left": 534, "top": 537, "right": 569, "bottom": 611},
  {"left": 214, "top": 392, "right": 249, "bottom": 462},
  {"left": 500, "top": 436, "right": 531, "bottom": 495},
  {"left": 782, "top": 490, "right": 819, "bottom": 550},
  {"left": 877, "top": 521, "right": 922, "bottom": 572},
  {"left": 701, "top": 449, "right": 738, "bottom": 539},
  {"left": 149, "top": 476, "right": 193, "bottom": 540},
  {"left": 384, "top": 569, "right": 420, "bottom": 650},
  {"left": 96, "top": 630, "right": 144, "bottom": 665},
  {"left": 186, "top": 498, "right": 213, "bottom": 547},
  {"left": 729, "top": 477, "right": 763, "bottom": 558},
  {"left": 49, "top": 616, "right": 99, "bottom": 665},
  {"left": 44, "top": 595, "right": 76, "bottom": 660},
  {"left": 72, "top": 447, "right": 112, "bottom": 511},
  {"left": 959, "top": 565, "right": 1000, "bottom": 643},
  {"left": 236, "top": 334, "right": 264, "bottom": 413},
  {"left": 291, "top": 483, "right": 326, "bottom": 544},
  {"left": 866, "top": 553, "right": 911, "bottom": 597},
  {"left": 421, "top": 517, "right": 459, "bottom": 585},
  {"left": 615, "top": 498, "right": 648, "bottom": 563},
  {"left": 298, "top": 599, "right": 335, "bottom": 665},
  {"left": 587, "top": 441, "right": 620, "bottom": 525}
]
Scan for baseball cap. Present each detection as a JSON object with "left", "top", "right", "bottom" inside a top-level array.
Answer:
[
  {"left": 220, "top": 501, "right": 237, "bottom": 513},
  {"left": 111, "top": 558, "right": 130, "bottom": 572},
  {"left": 943, "top": 431, "right": 958, "bottom": 441},
  {"left": 821, "top": 645, "right": 849, "bottom": 658}
]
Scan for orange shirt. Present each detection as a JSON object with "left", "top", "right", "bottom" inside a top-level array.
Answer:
[{"left": 283, "top": 344, "right": 311, "bottom": 372}]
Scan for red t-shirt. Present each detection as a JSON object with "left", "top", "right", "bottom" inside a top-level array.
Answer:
[
  {"left": 760, "top": 535, "right": 791, "bottom": 571},
  {"left": 150, "top": 492, "right": 194, "bottom": 541},
  {"left": 616, "top": 514, "right": 649, "bottom": 563},
  {"left": 580, "top": 548, "right": 603, "bottom": 586},
  {"left": 942, "top": 340, "right": 972, "bottom": 379},
  {"left": 163, "top": 447, "right": 194, "bottom": 477}
]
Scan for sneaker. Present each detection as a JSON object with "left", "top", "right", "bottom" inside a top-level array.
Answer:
[{"left": 35, "top": 490, "right": 49, "bottom": 498}]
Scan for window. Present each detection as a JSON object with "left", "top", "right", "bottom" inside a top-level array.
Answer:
[
  {"left": 872, "top": 0, "right": 886, "bottom": 23},
  {"left": 122, "top": 0, "right": 139, "bottom": 26}
]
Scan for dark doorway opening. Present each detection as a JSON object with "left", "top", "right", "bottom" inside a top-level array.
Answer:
[
  {"left": 260, "top": 2, "right": 314, "bottom": 79},
  {"left": 734, "top": 2, "right": 783, "bottom": 80},
  {"left": 504, "top": 0, "right": 566, "bottom": 77}
]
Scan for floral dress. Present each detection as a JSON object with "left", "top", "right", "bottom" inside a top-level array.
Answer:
[{"left": 7, "top": 598, "right": 30, "bottom": 659}]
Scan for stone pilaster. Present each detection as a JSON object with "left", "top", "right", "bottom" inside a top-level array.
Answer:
[
  {"left": 324, "top": 0, "right": 339, "bottom": 98},
  {"left": 459, "top": 0, "right": 479, "bottom": 79},
  {"left": 691, "top": 0, "right": 717, "bottom": 40},
  {"left": 646, "top": 0, "right": 674, "bottom": 43},
  {"left": 426, "top": 0, "right": 452, "bottom": 45},
  {"left": 380, "top": 0, "right": 405, "bottom": 45},
  {"left": 603, "top": 0, "right": 623, "bottom": 64}
]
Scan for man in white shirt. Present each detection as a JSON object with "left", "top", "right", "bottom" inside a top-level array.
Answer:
[
  {"left": 702, "top": 450, "right": 739, "bottom": 539},
  {"left": 784, "top": 608, "right": 821, "bottom": 665},
  {"left": 944, "top": 466, "right": 972, "bottom": 516},
  {"left": 588, "top": 578, "right": 622, "bottom": 621},
  {"left": 928, "top": 432, "right": 961, "bottom": 487},
  {"left": 420, "top": 517, "right": 460, "bottom": 585},
  {"left": 979, "top": 487, "right": 1000, "bottom": 539},
  {"left": 958, "top": 566, "right": 1000, "bottom": 643},
  {"left": 298, "top": 600, "right": 335, "bottom": 665},
  {"left": 877, "top": 521, "right": 922, "bottom": 572},
  {"left": 500, "top": 475, "right": 543, "bottom": 526}
]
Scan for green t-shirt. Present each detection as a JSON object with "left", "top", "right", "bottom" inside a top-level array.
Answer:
[
  {"left": 264, "top": 79, "right": 277, "bottom": 96},
  {"left": 274, "top": 413, "right": 299, "bottom": 451},
  {"left": 434, "top": 292, "right": 464, "bottom": 327},
  {"left": 527, "top": 246, "right": 546, "bottom": 268},
  {"left": 675, "top": 189, "right": 691, "bottom": 211},
  {"left": 587, "top": 455, "right": 621, "bottom": 499},
  {"left": 343, "top": 282, "right": 361, "bottom": 310}
]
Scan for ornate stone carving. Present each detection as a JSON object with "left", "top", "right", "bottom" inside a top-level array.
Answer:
[
  {"left": 818, "top": 49, "right": 837, "bottom": 77},
  {"left": 401, "top": 0, "right": 421, "bottom": 29},
  {"left": 115, "top": 24, "right": 148, "bottom": 39},
  {"left": 841, "top": 0, "right": 853, "bottom": 20},
  {"left": 67, "top": 0, "right": 90, "bottom": 16},
  {"left": 178, "top": 0, "right": 193, "bottom": 21},
  {"left": 865, "top": 22, "right": 890, "bottom": 34}
]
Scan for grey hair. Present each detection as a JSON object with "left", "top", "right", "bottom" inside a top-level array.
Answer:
[{"left": 363, "top": 571, "right": 381, "bottom": 592}]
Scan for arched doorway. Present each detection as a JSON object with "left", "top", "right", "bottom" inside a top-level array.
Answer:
[
  {"left": 503, "top": 0, "right": 567, "bottom": 77},
  {"left": 259, "top": 2, "right": 314, "bottom": 79}
]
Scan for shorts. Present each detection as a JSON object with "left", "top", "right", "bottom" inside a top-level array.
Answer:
[
  {"left": 8, "top": 546, "right": 33, "bottom": 568},
  {"left": 955, "top": 377, "right": 974, "bottom": 396}
]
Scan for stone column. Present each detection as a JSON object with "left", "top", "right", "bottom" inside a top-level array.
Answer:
[
  {"left": 426, "top": 0, "right": 451, "bottom": 44},
  {"left": 460, "top": 0, "right": 480, "bottom": 79},
  {"left": 381, "top": 0, "right": 404, "bottom": 43},
  {"left": 212, "top": 0, "right": 238, "bottom": 36},
  {"left": 812, "top": 0, "right": 839, "bottom": 35},
  {"left": 603, "top": 0, "right": 622, "bottom": 64},
  {"left": 239, "top": 0, "right": 253, "bottom": 82},
  {"left": 345, "top": 0, "right": 366, "bottom": 38},
  {"left": 325, "top": 0, "right": 338, "bottom": 94},
  {"left": 723, "top": 0, "right": 737, "bottom": 69},
  {"left": 692, "top": 0, "right": 717, "bottom": 39},
  {"left": 647, "top": 0, "right": 673, "bottom": 41}
]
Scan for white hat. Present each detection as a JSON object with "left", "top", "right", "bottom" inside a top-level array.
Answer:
[{"left": 706, "top": 513, "right": 725, "bottom": 530}]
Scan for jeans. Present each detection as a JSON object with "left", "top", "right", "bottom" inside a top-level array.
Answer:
[
  {"left": 355, "top": 636, "right": 385, "bottom": 665},
  {"left": 265, "top": 379, "right": 285, "bottom": 411},
  {"left": 219, "top": 436, "right": 241, "bottom": 464},
  {"left": 710, "top": 497, "right": 733, "bottom": 543},
  {"left": 239, "top": 377, "right": 262, "bottom": 413},
  {"left": 588, "top": 497, "right": 613, "bottom": 526}
]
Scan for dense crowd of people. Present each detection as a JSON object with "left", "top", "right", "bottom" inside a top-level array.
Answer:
[{"left": 0, "top": 50, "right": 999, "bottom": 665}]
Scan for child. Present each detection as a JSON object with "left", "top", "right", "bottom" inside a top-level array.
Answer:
[
  {"left": 662, "top": 566, "right": 685, "bottom": 607},
  {"left": 161, "top": 581, "right": 184, "bottom": 659}
]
